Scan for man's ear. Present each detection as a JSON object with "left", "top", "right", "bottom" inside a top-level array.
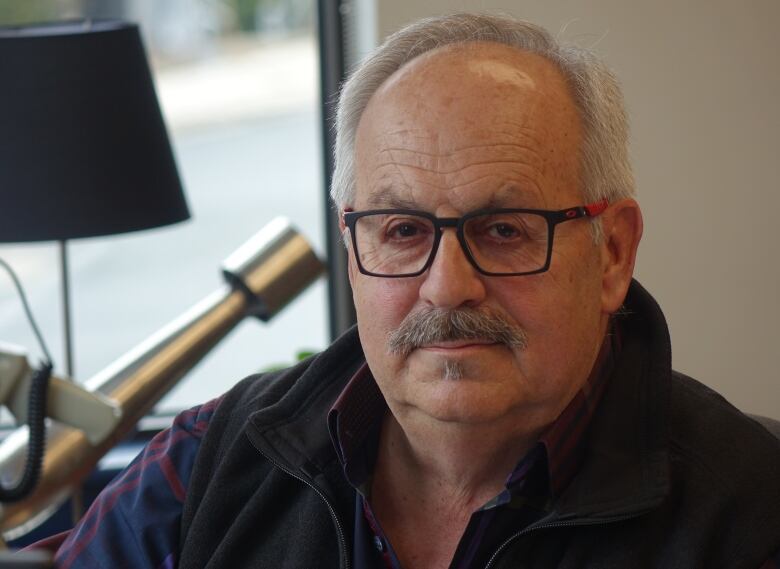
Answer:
[
  {"left": 338, "top": 211, "right": 357, "bottom": 286},
  {"left": 338, "top": 210, "right": 346, "bottom": 239},
  {"left": 600, "top": 199, "right": 643, "bottom": 314}
]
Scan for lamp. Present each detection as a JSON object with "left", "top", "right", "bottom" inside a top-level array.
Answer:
[{"left": 0, "top": 19, "right": 190, "bottom": 378}]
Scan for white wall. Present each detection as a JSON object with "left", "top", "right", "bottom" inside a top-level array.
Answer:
[{"left": 350, "top": 0, "right": 780, "bottom": 417}]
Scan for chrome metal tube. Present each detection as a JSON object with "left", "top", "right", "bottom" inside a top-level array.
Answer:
[{"left": 0, "top": 218, "right": 324, "bottom": 538}]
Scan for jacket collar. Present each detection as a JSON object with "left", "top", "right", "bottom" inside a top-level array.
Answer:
[
  {"left": 551, "top": 280, "right": 671, "bottom": 520},
  {"left": 245, "top": 325, "right": 365, "bottom": 474}
]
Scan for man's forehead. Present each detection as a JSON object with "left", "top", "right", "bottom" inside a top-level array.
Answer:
[
  {"left": 363, "top": 182, "right": 544, "bottom": 211},
  {"left": 463, "top": 56, "right": 539, "bottom": 90},
  {"left": 352, "top": 42, "right": 583, "bottom": 211},
  {"left": 356, "top": 43, "right": 580, "bottom": 151}
]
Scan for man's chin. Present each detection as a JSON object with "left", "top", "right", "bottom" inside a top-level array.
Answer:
[
  {"left": 387, "top": 356, "right": 533, "bottom": 425},
  {"left": 402, "top": 382, "right": 523, "bottom": 426}
]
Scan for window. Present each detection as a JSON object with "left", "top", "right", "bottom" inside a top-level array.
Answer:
[{"left": 0, "top": 0, "right": 327, "bottom": 416}]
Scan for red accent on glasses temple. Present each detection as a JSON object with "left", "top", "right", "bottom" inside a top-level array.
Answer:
[{"left": 584, "top": 199, "right": 609, "bottom": 217}]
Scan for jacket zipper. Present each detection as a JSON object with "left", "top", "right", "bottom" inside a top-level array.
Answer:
[
  {"left": 247, "top": 435, "right": 351, "bottom": 569},
  {"left": 483, "top": 513, "right": 643, "bottom": 569},
  {"left": 247, "top": 433, "right": 646, "bottom": 569}
]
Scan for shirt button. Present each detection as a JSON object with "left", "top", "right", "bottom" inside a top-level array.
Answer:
[{"left": 373, "top": 535, "right": 384, "bottom": 552}]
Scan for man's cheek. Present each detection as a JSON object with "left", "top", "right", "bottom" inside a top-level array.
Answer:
[{"left": 369, "top": 280, "right": 417, "bottom": 315}]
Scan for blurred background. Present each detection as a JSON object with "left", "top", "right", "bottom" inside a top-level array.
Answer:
[
  {"left": 1, "top": 0, "right": 778, "bottom": 425},
  {"left": 363, "top": 0, "right": 780, "bottom": 419},
  {"left": 0, "top": 0, "right": 328, "bottom": 416}
]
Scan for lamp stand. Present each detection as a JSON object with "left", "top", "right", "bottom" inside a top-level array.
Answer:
[
  {"left": 59, "top": 239, "right": 85, "bottom": 520},
  {"left": 59, "top": 240, "right": 74, "bottom": 379}
]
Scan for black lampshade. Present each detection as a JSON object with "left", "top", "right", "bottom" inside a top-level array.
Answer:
[{"left": 0, "top": 20, "right": 190, "bottom": 243}]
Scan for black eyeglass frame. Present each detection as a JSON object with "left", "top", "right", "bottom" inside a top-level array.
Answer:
[{"left": 343, "top": 199, "right": 609, "bottom": 278}]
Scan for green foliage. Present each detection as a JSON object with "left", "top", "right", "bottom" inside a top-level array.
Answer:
[
  {"left": 224, "top": 0, "right": 289, "bottom": 32},
  {"left": 0, "top": 0, "right": 61, "bottom": 24},
  {"left": 222, "top": 0, "right": 311, "bottom": 34},
  {"left": 229, "top": 0, "right": 258, "bottom": 31},
  {"left": 261, "top": 349, "right": 317, "bottom": 372}
]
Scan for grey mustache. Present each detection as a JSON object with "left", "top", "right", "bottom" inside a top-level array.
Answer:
[{"left": 387, "top": 307, "right": 528, "bottom": 356}]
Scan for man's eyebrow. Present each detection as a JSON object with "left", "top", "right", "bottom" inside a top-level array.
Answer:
[
  {"left": 363, "top": 184, "right": 542, "bottom": 210},
  {"left": 365, "top": 188, "right": 418, "bottom": 209}
]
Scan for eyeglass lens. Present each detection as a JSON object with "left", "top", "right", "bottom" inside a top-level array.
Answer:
[{"left": 353, "top": 212, "right": 550, "bottom": 276}]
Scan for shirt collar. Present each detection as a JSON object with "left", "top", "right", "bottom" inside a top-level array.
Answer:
[
  {"left": 328, "top": 328, "right": 618, "bottom": 500},
  {"left": 538, "top": 327, "right": 617, "bottom": 497},
  {"left": 327, "top": 363, "right": 386, "bottom": 492}
]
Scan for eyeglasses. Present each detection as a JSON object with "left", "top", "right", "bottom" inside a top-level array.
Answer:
[{"left": 343, "top": 199, "right": 608, "bottom": 277}]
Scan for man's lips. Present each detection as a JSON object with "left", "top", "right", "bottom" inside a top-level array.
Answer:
[{"left": 417, "top": 339, "right": 498, "bottom": 351}]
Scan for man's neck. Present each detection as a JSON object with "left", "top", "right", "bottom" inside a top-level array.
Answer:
[
  {"left": 368, "top": 412, "right": 542, "bottom": 569},
  {"left": 375, "top": 411, "right": 540, "bottom": 504}
]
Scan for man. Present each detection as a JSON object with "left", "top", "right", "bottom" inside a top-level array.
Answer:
[{"left": 41, "top": 13, "right": 779, "bottom": 568}]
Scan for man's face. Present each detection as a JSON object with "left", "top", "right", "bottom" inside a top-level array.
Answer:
[{"left": 346, "top": 43, "right": 611, "bottom": 432}]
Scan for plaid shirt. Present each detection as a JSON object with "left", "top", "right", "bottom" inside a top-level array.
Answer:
[
  {"left": 27, "top": 397, "right": 223, "bottom": 569},
  {"left": 328, "top": 333, "right": 617, "bottom": 569}
]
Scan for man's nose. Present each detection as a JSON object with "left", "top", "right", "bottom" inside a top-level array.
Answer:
[{"left": 418, "top": 229, "right": 486, "bottom": 309}]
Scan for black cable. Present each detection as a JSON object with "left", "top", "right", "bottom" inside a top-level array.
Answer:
[
  {"left": 0, "top": 362, "right": 51, "bottom": 502},
  {"left": 0, "top": 256, "right": 54, "bottom": 502},
  {"left": 0, "top": 257, "right": 53, "bottom": 363}
]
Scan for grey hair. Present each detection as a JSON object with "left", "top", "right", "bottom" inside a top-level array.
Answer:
[{"left": 330, "top": 13, "right": 635, "bottom": 240}]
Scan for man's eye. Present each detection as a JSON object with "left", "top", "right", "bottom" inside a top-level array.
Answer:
[
  {"left": 488, "top": 223, "right": 524, "bottom": 240},
  {"left": 391, "top": 223, "right": 418, "bottom": 237},
  {"left": 386, "top": 220, "right": 426, "bottom": 239}
]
